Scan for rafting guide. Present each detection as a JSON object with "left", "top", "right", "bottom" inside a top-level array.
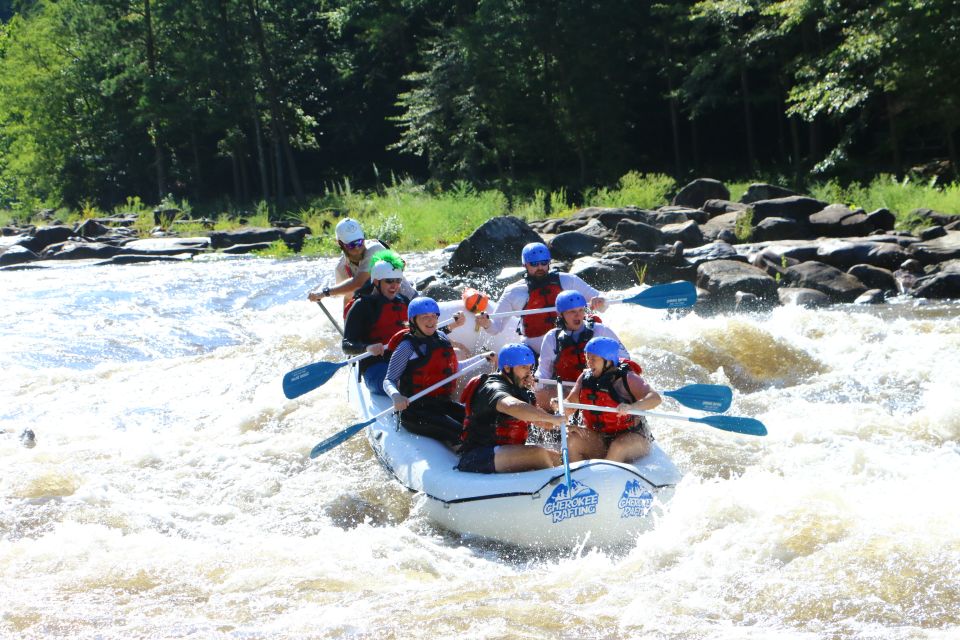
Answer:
[{"left": 542, "top": 478, "right": 600, "bottom": 523}]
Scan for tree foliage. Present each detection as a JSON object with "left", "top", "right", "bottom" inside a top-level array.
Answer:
[{"left": 1, "top": 0, "right": 958, "bottom": 210}]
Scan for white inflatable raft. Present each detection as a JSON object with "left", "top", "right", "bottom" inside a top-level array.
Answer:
[{"left": 349, "top": 300, "right": 683, "bottom": 548}]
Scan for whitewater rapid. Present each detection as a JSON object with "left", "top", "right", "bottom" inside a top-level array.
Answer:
[{"left": 2, "top": 253, "right": 958, "bottom": 639}]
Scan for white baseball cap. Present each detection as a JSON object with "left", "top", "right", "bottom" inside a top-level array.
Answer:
[
  {"left": 335, "top": 218, "right": 364, "bottom": 244},
  {"left": 370, "top": 260, "right": 404, "bottom": 281}
]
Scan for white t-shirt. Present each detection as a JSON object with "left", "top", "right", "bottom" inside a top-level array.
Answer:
[
  {"left": 332, "top": 239, "right": 417, "bottom": 303},
  {"left": 485, "top": 273, "right": 601, "bottom": 354},
  {"left": 535, "top": 323, "right": 629, "bottom": 389}
]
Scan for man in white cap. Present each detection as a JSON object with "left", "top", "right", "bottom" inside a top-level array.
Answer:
[{"left": 308, "top": 217, "right": 415, "bottom": 312}]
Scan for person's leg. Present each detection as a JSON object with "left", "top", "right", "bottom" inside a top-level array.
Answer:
[
  {"left": 605, "top": 432, "right": 652, "bottom": 462},
  {"left": 566, "top": 426, "right": 606, "bottom": 462},
  {"left": 362, "top": 361, "right": 388, "bottom": 396},
  {"left": 493, "top": 444, "right": 561, "bottom": 472},
  {"left": 400, "top": 397, "right": 464, "bottom": 446}
]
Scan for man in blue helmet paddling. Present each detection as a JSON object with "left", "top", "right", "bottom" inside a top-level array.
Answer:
[
  {"left": 457, "top": 343, "right": 566, "bottom": 473},
  {"left": 475, "top": 242, "right": 607, "bottom": 355}
]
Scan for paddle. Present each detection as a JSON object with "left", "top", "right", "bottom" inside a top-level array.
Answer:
[
  {"left": 308, "top": 358, "right": 488, "bottom": 458},
  {"left": 484, "top": 280, "right": 697, "bottom": 319},
  {"left": 564, "top": 401, "right": 767, "bottom": 436},
  {"left": 555, "top": 380, "right": 572, "bottom": 488},
  {"left": 551, "top": 381, "right": 733, "bottom": 413},
  {"left": 283, "top": 316, "right": 459, "bottom": 400},
  {"left": 316, "top": 300, "right": 344, "bottom": 337}
]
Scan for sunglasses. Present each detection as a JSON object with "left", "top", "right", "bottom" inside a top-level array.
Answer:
[
  {"left": 527, "top": 260, "right": 550, "bottom": 267},
  {"left": 381, "top": 278, "right": 402, "bottom": 284},
  {"left": 341, "top": 238, "right": 365, "bottom": 250}
]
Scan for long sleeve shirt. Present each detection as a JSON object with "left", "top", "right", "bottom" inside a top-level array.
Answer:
[
  {"left": 484, "top": 273, "right": 600, "bottom": 354},
  {"left": 535, "top": 323, "right": 629, "bottom": 390},
  {"left": 383, "top": 339, "right": 487, "bottom": 400}
]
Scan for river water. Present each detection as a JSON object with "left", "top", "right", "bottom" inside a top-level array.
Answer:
[{"left": 2, "top": 252, "right": 959, "bottom": 639}]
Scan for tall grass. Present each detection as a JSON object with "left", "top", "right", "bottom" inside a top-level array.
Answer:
[
  {"left": 809, "top": 175, "right": 960, "bottom": 227},
  {"left": 583, "top": 171, "right": 676, "bottom": 209}
]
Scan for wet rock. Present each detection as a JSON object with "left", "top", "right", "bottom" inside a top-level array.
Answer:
[
  {"left": 696, "top": 259, "right": 779, "bottom": 309},
  {"left": 656, "top": 206, "right": 708, "bottom": 225},
  {"left": 660, "top": 220, "right": 704, "bottom": 248},
  {"left": 672, "top": 178, "right": 730, "bottom": 208},
  {"left": 702, "top": 199, "right": 747, "bottom": 218},
  {"left": 778, "top": 287, "right": 832, "bottom": 308},
  {"left": 785, "top": 261, "right": 868, "bottom": 303},
  {"left": 854, "top": 289, "right": 887, "bottom": 304},
  {"left": 221, "top": 242, "right": 273, "bottom": 254},
  {"left": 0, "top": 245, "right": 40, "bottom": 266},
  {"left": 918, "top": 225, "right": 947, "bottom": 241},
  {"left": 739, "top": 183, "right": 799, "bottom": 204},
  {"left": 548, "top": 231, "right": 606, "bottom": 260},
  {"left": 17, "top": 225, "right": 74, "bottom": 253},
  {"left": 569, "top": 256, "right": 638, "bottom": 290},
  {"left": 700, "top": 212, "right": 739, "bottom": 240},
  {"left": 421, "top": 282, "right": 461, "bottom": 302},
  {"left": 910, "top": 208, "right": 960, "bottom": 228},
  {"left": 613, "top": 219, "right": 663, "bottom": 251},
  {"left": 749, "top": 196, "right": 829, "bottom": 224},
  {"left": 209, "top": 226, "right": 308, "bottom": 251},
  {"left": 20, "top": 429, "right": 36, "bottom": 448},
  {"left": 446, "top": 215, "right": 542, "bottom": 275},
  {"left": 99, "top": 254, "right": 190, "bottom": 265},
  {"left": 808, "top": 205, "right": 873, "bottom": 237},
  {"left": 121, "top": 237, "right": 211, "bottom": 255},
  {"left": 910, "top": 272, "right": 960, "bottom": 300},
  {"left": 847, "top": 264, "right": 898, "bottom": 293},
  {"left": 43, "top": 241, "right": 122, "bottom": 260},
  {"left": 75, "top": 218, "right": 110, "bottom": 239},
  {"left": 682, "top": 241, "right": 741, "bottom": 267},
  {"left": 752, "top": 217, "right": 805, "bottom": 242},
  {"left": 815, "top": 240, "right": 910, "bottom": 271},
  {"left": 865, "top": 208, "right": 896, "bottom": 231},
  {"left": 909, "top": 231, "right": 960, "bottom": 265}
]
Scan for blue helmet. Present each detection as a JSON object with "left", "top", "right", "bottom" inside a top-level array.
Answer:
[
  {"left": 555, "top": 290, "right": 587, "bottom": 314},
  {"left": 407, "top": 296, "right": 440, "bottom": 320},
  {"left": 584, "top": 336, "right": 621, "bottom": 363},
  {"left": 498, "top": 343, "right": 536, "bottom": 369},
  {"left": 521, "top": 242, "right": 551, "bottom": 265}
]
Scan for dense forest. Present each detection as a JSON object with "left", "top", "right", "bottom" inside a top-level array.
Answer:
[{"left": 0, "top": 0, "right": 958, "bottom": 211}]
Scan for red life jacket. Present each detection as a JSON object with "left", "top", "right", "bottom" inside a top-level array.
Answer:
[
  {"left": 521, "top": 273, "right": 563, "bottom": 339},
  {"left": 551, "top": 318, "right": 598, "bottom": 382},
  {"left": 578, "top": 364, "right": 640, "bottom": 434},
  {"left": 366, "top": 294, "right": 409, "bottom": 345},
  {"left": 460, "top": 374, "right": 530, "bottom": 446},
  {"left": 396, "top": 332, "right": 459, "bottom": 398}
]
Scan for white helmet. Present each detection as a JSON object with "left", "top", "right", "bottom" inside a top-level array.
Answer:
[
  {"left": 335, "top": 218, "right": 364, "bottom": 244},
  {"left": 371, "top": 260, "right": 404, "bottom": 282}
]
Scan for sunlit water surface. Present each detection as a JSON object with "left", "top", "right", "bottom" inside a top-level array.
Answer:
[{"left": 2, "top": 252, "right": 959, "bottom": 639}]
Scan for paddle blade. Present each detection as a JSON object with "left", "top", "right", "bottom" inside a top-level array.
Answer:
[
  {"left": 309, "top": 419, "right": 374, "bottom": 458},
  {"left": 282, "top": 360, "right": 346, "bottom": 399},
  {"left": 664, "top": 384, "right": 733, "bottom": 413},
  {"left": 692, "top": 414, "right": 767, "bottom": 436},
  {"left": 622, "top": 281, "right": 697, "bottom": 309}
]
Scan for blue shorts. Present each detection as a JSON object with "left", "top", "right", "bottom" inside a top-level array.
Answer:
[
  {"left": 361, "top": 362, "right": 388, "bottom": 396},
  {"left": 457, "top": 446, "right": 498, "bottom": 474}
]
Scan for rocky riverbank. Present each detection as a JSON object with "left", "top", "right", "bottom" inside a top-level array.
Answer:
[
  {"left": 423, "top": 179, "right": 960, "bottom": 310},
  {"left": 3, "top": 178, "right": 960, "bottom": 309}
]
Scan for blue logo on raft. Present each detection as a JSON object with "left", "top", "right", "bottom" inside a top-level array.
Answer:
[
  {"left": 618, "top": 480, "right": 654, "bottom": 518},
  {"left": 543, "top": 479, "right": 599, "bottom": 523}
]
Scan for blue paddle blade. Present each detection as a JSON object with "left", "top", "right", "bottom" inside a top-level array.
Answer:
[
  {"left": 664, "top": 384, "right": 733, "bottom": 413},
  {"left": 692, "top": 414, "right": 767, "bottom": 436},
  {"left": 309, "top": 418, "right": 374, "bottom": 458},
  {"left": 623, "top": 281, "right": 697, "bottom": 309},
  {"left": 282, "top": 360, "right": 347, "bottom": 399}
]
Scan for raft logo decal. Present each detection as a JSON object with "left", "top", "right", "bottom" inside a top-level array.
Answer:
[
  {"left": 618, "top": 480, "right": 654, "bottom": 518},
  {"left": 542, "top": 479, "right": 599, "bottom": 523}
]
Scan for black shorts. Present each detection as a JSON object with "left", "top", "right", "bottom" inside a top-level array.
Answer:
[
  {"left": 601, "top": 419, "right": 653, "bottom": 447},
  {"left": 456, "top": 446, "right": 497, "bottom": 474}
]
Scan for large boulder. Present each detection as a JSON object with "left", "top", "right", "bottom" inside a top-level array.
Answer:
[
  {"left": 548, "top": 231, "right": 606, "bottom": 260},
  {"left": 672, "top": 178, "right": 730, "bottom": 209},
  {"left": 909, "top": 231, "right": 960, "bottom": 265},
  {"left": 739, "top": 183, "right": 799, "bottom": 204},
  {"left": 749, "top": 196, "right": 829, "bottom": 224},
  {"left": 696, "top": 259, "right": 779, "bottom": 309},
  {"left": 446, "top": 216, "right": 542, "bottom": 275},
  {"left": 569, "top": 256, "right": 638, "bottom": 290},
  {"left": 0, "top": 245, "right": 40, "bottom": 267},
  {"left": 778, "top": 287, "right": 832, "bottom": 308},
  {"left": 42, "top": 241, "right": 122, "bottom": 260},
  {"left": 660, "top": 220, "right": 705, "bottom": 248},
  {"left": 865, "top": 208, "right": 897, "bottom": 232},
  {"left": 785, "top": 261, "right": 868, "bottom": 303},
  {"left": 613, "top": 219, "right": 663, "bottom": 250},
  {"left": 808, "top": 205, "right": 874, "bottom": 237},
  {"left": 910, "top": 272, "right": 960, "bottom": 300},
  {"left": 847, "top": 264, "right": 898, "bottom": 293},
  {"left": 752, "top": 217, "right": 806, "bottom": 242},
  {"left": 209, "top": 226, "right": 307, "bottom": 251},
  {"left": 703, "top": 199, "right": 748, "bottom": 218},
  {"left": 815, "top": 240, "right": 910, "bottom": 271},
  {"left": 682, "top": 241, "right": 741, "bottom": 267},
  {"left": 700, "top": 212, "right": 740, "bottom": 240},
  {"left": 17, "top": 225, "right": 74, "bottom": 253}
]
